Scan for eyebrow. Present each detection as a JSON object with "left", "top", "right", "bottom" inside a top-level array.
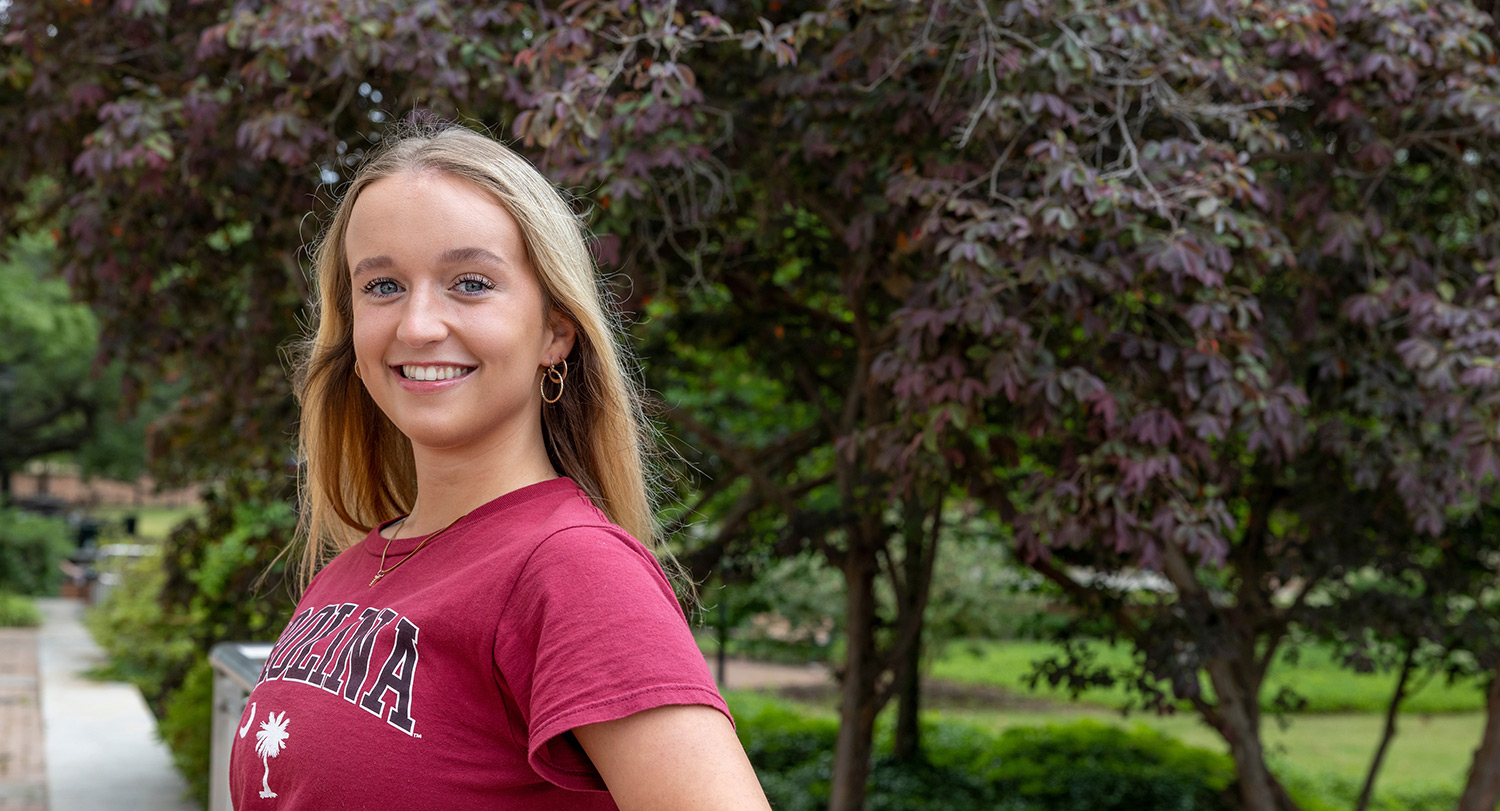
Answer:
[
  {"left": 439, "top": 247, "right": 508, "bottom": 268},
  {"left": 350, "top": 247, "right": 509, "bottom": 279}
]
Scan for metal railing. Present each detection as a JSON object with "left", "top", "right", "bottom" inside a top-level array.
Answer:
[
  {"left": 207, "top": 642, "right": 273, "bottom": 811},
  {"left": 90, "top": 543, "right": 155, "bottom": 604}
]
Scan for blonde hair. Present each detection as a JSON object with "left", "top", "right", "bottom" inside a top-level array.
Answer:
[{"left": 290, "top": 123, "right": 657, "bottom": 588}]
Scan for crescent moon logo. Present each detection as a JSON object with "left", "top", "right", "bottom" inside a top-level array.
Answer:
[{"left": 238, "top": 701, "right": 258, "bottom": 738}]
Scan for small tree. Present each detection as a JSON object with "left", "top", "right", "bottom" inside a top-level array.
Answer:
[{"left": 867, "top": 2, "right": 1500, "bottom": 809}]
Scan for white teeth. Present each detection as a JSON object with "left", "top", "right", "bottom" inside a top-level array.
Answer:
[{"left": 401, "top": 365, "right": 471, "bottom": 381}]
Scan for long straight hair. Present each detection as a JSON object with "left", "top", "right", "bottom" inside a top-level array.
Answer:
[{"left": 289, "top": 123, "right": 658, "bottom": 587}]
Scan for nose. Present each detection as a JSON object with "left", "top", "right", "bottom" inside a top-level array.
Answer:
[{"left": 395, "top": 288, "right": 450, "bottom": 347}]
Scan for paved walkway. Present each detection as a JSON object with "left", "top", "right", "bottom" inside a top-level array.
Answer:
[
  {"left": 0, "top": 599, "right": 198, "bottom": 811},
  {"left": 705, "top": 655, "right": 831, "bottom": 692},
  {"left": 0, "top": 628, "right": 44, "bottom": 811}
]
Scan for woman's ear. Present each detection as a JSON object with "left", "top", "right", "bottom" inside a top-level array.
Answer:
[{"left": 546, "top": 309, "right": 578, "bottom": 363}]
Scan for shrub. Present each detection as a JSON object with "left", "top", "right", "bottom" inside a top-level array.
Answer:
[
  {"left": 728, "top": 694, "right": 1236, "bottom": 811},
  {"left": 714, "top": 533, "right": 1044, "bottom": 659},
  {"left": 736, "top": 697, "right": 840, "bottom": 772},
  {"left": 925, "top": 540, "right": 1049, "bottom": 642},
  {"left": 0, "top": 507, "right": 73, "bottom": 595},
  {"left": 714, "top": 541, "right": 1043, "bottom": 666},
  {"left": 0, "top": 592, "right": 42, "bottom": 626},
  {"left": 715, "top": 552, "right": 844, "bottom": 664},
  {"left": 974, "top": 720, "right": 1236, "bottom": 811},
  {"left": 85, "top": 552, "right": 198, "bottom": 706},
  {"left": 159, "top": 659, "right": 214, "bottom": 805}
]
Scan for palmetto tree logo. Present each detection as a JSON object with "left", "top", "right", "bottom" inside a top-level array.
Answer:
[{"left": 254, "top": 711, "right": 290, "bottom": 799}]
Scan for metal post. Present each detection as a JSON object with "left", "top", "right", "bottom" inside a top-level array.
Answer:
[{"left": 208, "top": 642, "right": 273, "bottom": 811}]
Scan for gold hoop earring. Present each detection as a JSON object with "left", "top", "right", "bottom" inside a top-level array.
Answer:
[
  {"left": 354, "top": 363, "right": 362, "bottom": 379},
  {"left": 541, "top": 359, "right": 568, "bottom": 404}
]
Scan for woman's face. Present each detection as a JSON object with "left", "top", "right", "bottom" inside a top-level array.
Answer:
[{"left": 344, "top": 171, "right": 575, "bottom": 454}]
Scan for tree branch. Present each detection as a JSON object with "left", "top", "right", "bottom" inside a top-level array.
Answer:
[
  {"left": 1355, "top": 640, "right": 1417, "bottom": 811},
  {"left": 1028, "top": 555, "right": 1142, "bottom": 637},
  {"left": 676, "top": 471, "right": 836, "bottom": 583},
  {"left": 663, "top": 404, "right": 803, "bottom": 517},
  {"left": 1257, "top": 566, "right": 1331, "bottom": 681}
]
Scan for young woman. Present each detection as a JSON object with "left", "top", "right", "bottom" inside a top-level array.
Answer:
[{"left": 228, "top": 124, "right": 771, "bottom": 810}]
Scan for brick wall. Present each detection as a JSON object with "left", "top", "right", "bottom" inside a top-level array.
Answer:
[{"left": 10, "top": 471, "right": 201, "bottom": 508}]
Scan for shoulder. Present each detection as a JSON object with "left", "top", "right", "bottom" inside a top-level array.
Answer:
[
  {"left": 487, "top": 479, "right": 663, "bottom": 579},
  {"left": 457, "top": 479, "right": 680, "bottom": 613},
  {"left": 498, "top": 522, "right": 686, "bottom": 633},
  {"left": 520, "top": 521, "right": 671, "bottom": 599}
]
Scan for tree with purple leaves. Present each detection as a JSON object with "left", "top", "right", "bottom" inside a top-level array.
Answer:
[
  {"left": 860, "top": 3, "right": 1500, "bottom": 809},
  {"left": 7, "top": 1, "right": 1500, "bottom": 809}
]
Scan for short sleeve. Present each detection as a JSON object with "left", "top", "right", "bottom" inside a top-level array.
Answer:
[{"left": 493, "top": 524, "right": 730, "bottom": 791}]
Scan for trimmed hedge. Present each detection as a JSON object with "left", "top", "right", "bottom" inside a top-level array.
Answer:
[{"left": 730, "top": 694, "right": 1237, "bottom": 811}]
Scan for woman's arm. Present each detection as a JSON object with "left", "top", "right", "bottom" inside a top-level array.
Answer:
[{"left": 574, "top": 704, "right": 773, "bottom": 810}]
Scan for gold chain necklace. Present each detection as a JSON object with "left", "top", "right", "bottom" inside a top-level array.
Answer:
[{"left": 369, "top": 511, "right": 468, "bottom": 587}]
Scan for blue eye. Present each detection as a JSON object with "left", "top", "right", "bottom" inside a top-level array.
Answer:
[
  {"left": 455, "top": 275, "right": 495, "bottom": 295},
  {"left": 362, "top": 278, "right": 401, "bottom": 297}
]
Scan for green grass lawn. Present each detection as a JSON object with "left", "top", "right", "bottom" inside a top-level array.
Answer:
[
  {"left": 942, "top": 705, "right": 1477, "bottom": 789},
  {"left": 89, "top": 504, "right": 203, "bottom": 542},
  {"left": 932, "top": 638, "right": 1486, "bottom": 714}
]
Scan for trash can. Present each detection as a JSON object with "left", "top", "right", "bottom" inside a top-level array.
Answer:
[{"left": 74, "top": 519, "right": 100, "bottom": 549}]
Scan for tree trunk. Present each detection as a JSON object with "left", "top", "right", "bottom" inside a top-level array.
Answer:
[
  {"left": 891, "top": 616, "right": 923, "bottom": 761},
  {"left": 892, "top": 499, "right": 932, "bottom": 762},
  {"left": 829, "top": 543, "right": 881, "bottom": 811},
  {"left": 1204, "top": 658, "right": 1299, "bottom": 811},
  {"left": 1160, "top": 542, "right": 1296, "bottom": 811},
  {"left": 1457, "top": 672, "right": 1500, "bottom": 811}
]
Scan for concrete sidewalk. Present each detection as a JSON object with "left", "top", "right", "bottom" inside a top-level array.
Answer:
[{"left": 35, "top": 598, "right": 198, "bottom": 811}]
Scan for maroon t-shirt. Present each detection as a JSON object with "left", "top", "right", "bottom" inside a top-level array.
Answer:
[{"left": 229, "top": 478, "right": 728, "bottom": 810}]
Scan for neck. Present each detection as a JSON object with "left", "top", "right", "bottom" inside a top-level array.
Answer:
[{"left": 397, "top": 425, "right": 559, "bottom": 536}]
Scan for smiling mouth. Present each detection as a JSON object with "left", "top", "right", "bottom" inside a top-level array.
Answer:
[{"left": 398, "top": 365, "right": 475, "bottom": 382}]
